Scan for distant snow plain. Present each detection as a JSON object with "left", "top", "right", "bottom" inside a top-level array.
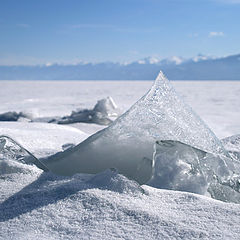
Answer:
[{"left": 0, "top": 80, "right": 240, "bottom": 239}]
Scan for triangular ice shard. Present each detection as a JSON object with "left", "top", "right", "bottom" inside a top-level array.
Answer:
[
  {"left": 42, "top": 72, "right": 226, "bottom": 184},
  {"left": 0, "top": 135, "right": 48, "bottom": 171}
]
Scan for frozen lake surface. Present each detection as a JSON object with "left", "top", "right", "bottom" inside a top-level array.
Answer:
[
  {"left": 0, "top": 80, "right": 240, "bottom": 239},
  {"left": 0, "top": 80, "right": 239, "bottom": 138}
]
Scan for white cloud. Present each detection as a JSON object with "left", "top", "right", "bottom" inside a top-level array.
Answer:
[{"left": 209, "top": 31, "right": 224, "bottom": 37}]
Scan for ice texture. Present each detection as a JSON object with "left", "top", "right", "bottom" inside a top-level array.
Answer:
[
  {"left": 43, "top": 72, "right": 226, "bottom": 184},
  {"left": 148, "top": 140, "right": 240, "bottom": 203},
  {"left": 221, "top": 134, "right": 240, "bottom": 162},
  {"left": 148, "top": 140, "right": 209, "bottom": 195},
  {"left": 93, "top": 96, "right": 119, "bottom": 117}
]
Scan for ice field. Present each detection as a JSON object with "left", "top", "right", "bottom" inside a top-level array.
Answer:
[
  {"left": 0, "top": 79, "right": 239, "bottom": 138},
  {"left": 0, "top": 76, "right": 240, "bottom": 239}
]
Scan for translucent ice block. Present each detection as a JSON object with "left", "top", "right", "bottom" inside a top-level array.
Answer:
[{"left": 43, "top": 72, "right": 227, "bottom": 184}]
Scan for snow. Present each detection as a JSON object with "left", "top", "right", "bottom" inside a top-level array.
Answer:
[
  {"left": 1, "top": 162, "right": 240, "bottom": 240},
  {"left": 0, "top": 77, "right": 240, "bottom": 239},
  {"left": 0, "top": 122, "right": 89, "bottom": 158},
  {"left": 0, "top": 97, "right": 120, "bottom": 126},
  {"left": 1, "top": 80, "right": 239, "bottom": 138}
]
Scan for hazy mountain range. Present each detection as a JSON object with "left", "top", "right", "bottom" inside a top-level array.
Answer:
[{"left": 0, "top": 54, "right": 240, "bottom": 80}]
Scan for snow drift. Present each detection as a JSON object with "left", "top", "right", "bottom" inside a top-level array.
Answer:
[{"left": 1, "top": 160, "right": 240, "bottom": 239}]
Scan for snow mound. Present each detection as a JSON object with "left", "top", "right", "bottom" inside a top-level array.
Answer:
[
  {"left": 1, "top": 165, "right": 240, "bottom": 239},
  {"left": 43, "top": 71, "right": 226, "bottom": 184},
  {"left": 0, "top": 158, "right": 41, "bottom": 175},
  {"left": 0, "top": 167, "right": 143, "bottom": 223},
  {"left": 87, "top": 168, "right": 144, "bottom": 194}
]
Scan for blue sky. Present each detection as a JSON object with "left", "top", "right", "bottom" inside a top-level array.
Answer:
[{"left": 1, "top": 0, "right": 240, "bottom": 65}]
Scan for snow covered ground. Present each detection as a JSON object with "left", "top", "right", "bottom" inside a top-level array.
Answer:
[
  {"left": 0, "top": 80, "right": 240, "bottom": 239},
  {"left": 0, "top": 122, "right": 88, "bottom": 158},
  {"left": 1, "top": 165, "right": 240, "bottom": 239}
]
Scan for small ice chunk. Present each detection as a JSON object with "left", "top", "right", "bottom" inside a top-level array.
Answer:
[
  {"left": 148, "top": 140, "right": 209, "bottom": 195},
  {"left": 54, "top": 97, "right": 120, "bottom": 125},
  {"left": 93, "top": 96, "right": 119, "bottom": 117},
  {"left": 221, "top": 134, "right": 240, "bottom": 162},
  {"left": 148, "top": 140, "right": 240, "bottom": 203}
]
